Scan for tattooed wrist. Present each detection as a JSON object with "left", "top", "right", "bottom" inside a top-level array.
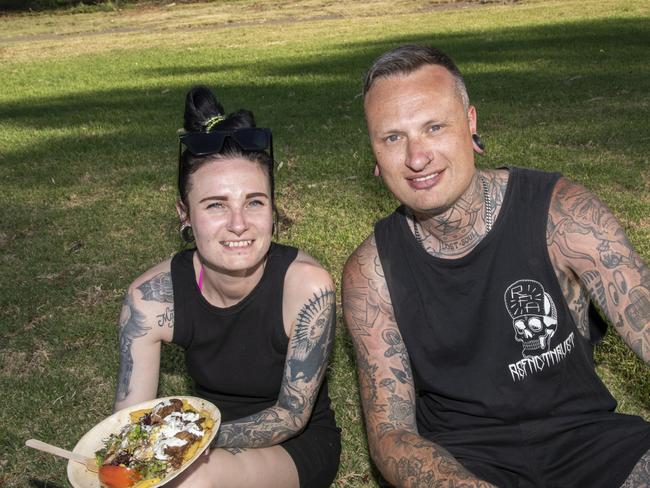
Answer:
[{"left": 213, "top": 407, "right": 298, "bottom": 448}]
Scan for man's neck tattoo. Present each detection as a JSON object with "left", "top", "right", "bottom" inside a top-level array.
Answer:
[{"left": 411, "top": 174, "right": 493, "bottom": 247}]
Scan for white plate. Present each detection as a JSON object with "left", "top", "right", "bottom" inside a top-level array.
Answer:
[{"left": 67, "top": 396, "right": 220, "bottom": 488}]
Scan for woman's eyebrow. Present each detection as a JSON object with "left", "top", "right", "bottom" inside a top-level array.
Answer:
[
  {"left": 246, "top": 192, "right": 269, "bottom": 199},
  {"left": 198, "top": 195, "right": 227, "bottom": 204}
]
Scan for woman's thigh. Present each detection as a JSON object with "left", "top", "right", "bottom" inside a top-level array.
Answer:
[{"left": 168, "top": 445, "right": 299, "bottom": 488}]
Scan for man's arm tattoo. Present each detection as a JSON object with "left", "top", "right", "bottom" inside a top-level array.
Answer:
[
  {"left": 344, "top": 242, "right": 496, "bottom": 487},
  {"left": 116, "top": 294, "right": 151, "bottom": 401},
  {"left": 548, "top": 181, "right": 650, "bottom": 362}
]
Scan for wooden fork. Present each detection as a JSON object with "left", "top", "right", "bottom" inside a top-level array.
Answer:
[{"left": 25, "top": 438, "right": 98, "bottom": 472}]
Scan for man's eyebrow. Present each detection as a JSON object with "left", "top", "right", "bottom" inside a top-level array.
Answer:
[{"left": 373, "top": 127, "right": 402, "bottom": 137}]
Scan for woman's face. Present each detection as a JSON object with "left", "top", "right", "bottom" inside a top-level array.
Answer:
[{"left": 180, "top": 157, "right": 273, "bottom": 276}]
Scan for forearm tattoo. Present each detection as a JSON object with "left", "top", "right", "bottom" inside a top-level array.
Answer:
[
  {"left": 213, "top": 288, "right": 336, "bottom": 449},
  {"left": 548, "top": 181, "right": 650, "bottom": 363},
  {"left": 116, "top": 294, "right": 151, "bottom": 401}
]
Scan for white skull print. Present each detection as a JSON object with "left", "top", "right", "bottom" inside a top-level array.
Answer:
[{"left": 504, "top": 280, "right": 558, "bottom": 358}]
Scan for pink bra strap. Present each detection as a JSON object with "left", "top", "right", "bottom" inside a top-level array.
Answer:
[{"left": 198, "top": 263, "right": 205, "bottom": 292}]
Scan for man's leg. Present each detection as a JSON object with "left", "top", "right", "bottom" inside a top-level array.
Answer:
[{"left": 621, "top": 449, "right": 650, "bottom": 488}]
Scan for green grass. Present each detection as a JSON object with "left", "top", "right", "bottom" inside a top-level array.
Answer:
[{"left": 1, "top": 0, "right": 649, "bottom": 486}]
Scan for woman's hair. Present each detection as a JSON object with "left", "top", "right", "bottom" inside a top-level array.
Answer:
[{"left": 178, "top": 85, "right": 275, "bottom": 210}]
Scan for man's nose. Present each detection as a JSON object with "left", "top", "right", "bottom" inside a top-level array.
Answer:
[
  {"left": 227, "top": 208, "right": 248, "bottom": 235},
  {"left": 405, "top": 136, "right": 433, "bottom": 171}
]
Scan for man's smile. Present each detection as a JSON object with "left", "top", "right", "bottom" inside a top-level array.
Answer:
[{"left": 407, "top": 169, "right": 444, "bottom": 190}]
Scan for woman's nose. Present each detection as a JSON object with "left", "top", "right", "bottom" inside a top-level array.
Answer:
[{"left": 227, "top": 208, "right": 248, "bottom": 235}]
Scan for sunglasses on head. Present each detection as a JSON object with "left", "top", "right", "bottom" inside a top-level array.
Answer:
[{"left": 179, "top": 127, "right": 274, "bottom": 162}]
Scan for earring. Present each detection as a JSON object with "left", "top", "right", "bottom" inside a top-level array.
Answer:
[
  {"left": 472, "top": 133, "right": 485, "bottom": 154},
  {"left": 180, "top": 223, "right": 194, "bottom": 243},
  {"left": 374, "top": 164, "right": 381, "bottom": 177}
]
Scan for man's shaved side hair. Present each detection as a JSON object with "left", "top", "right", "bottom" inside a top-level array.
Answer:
[{"left": 362, "top": 44, "right": 470, "bottom": 110}]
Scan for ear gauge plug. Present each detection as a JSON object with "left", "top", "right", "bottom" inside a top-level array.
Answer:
[{"left": 472, "top": 133, "right": 485, "bottom": 154}]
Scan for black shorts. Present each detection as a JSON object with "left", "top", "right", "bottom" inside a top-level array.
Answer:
[
  {"left": 281, "top": 423, "right": 341, "bottom": 488},
  {"left": 425, "top": 412, "right": 650, "bottom": 488}
]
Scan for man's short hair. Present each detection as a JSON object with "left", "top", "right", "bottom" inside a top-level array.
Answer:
[{"left": 362, "top": 44, "right": 470, "bottom": 110}]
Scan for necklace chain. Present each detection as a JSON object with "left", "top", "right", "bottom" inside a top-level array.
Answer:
[
  {"left": 412, "top": 174, "right": 493, "bottom": 245},
  {"left": 480, "top": 175, "right": 493, "bottom": 232}
]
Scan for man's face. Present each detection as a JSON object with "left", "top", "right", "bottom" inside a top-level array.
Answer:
[{"left": 364, "top": 64, "right": 477, "bottom": 215}]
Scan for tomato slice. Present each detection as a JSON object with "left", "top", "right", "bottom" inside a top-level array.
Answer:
[{"left": 98, "top": 465, "right": 142, "bottom": 488}]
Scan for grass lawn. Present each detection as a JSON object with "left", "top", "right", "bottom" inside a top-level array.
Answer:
[{"left": 1, "top": 0, "right": 649, "bottom": 486}]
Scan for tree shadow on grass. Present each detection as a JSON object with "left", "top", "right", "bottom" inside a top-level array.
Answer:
[{"left": 2, "top": 16, "right": 648, "bottom": 191}]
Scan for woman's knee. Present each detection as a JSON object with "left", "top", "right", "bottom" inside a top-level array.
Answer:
[{"left": 168, "top": 446, "right": 299, "bottom": 488}]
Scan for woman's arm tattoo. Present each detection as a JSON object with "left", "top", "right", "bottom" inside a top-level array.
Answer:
[
  {"left": 116, "top": 294, "right": 150, "bottom": 401},
  {"left": 137, "top": 272, "right": 173, "bottom": 303},
  {"left": 213, "top": 288, "right": 336, "bottom": 449}
]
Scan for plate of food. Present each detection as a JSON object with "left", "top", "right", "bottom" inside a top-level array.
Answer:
[{"left": 67, "top": 396, "right": 220, "bottom": 488}]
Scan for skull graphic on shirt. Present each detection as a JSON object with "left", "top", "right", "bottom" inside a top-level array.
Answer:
[{"left": 504, "top": 279, "right": 558, "bottom": 358}]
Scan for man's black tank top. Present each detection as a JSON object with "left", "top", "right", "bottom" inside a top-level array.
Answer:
[
  {"left": 374, "top": 167, "right": 616, "bottom": 435},
  {"left": 171, "top": 243, "right": 336, "bottom": 428}
]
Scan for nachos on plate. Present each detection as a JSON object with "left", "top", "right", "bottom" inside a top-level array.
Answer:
[{"left": 95, "top": 398, "right": 215, "bottom": 488}]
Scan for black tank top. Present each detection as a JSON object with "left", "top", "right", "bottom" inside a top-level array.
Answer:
[
  {"left": 375, "top": 167, "right": 616, "bottom": 435},
  {"left": 171, "top": 243, "right": 336, "bottom": 427}
]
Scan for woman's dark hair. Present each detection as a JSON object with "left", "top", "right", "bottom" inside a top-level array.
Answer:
[{"left": 178, "top": 85, "right": 275, "bottom": 211}]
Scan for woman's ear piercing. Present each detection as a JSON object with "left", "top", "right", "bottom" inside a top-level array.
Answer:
[{"left": 180, "top": 223, "right": 194, "bottom": 242}]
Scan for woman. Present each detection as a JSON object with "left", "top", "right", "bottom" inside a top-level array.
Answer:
[{"left": 113, "top": 86, "right": 341, "bottom": 488}]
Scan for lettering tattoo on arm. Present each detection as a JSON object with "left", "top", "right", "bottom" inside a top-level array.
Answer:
[
  {"left": 548, "top": 180, "right": 650, "bottom": 363},
  {"left": 135, "top": 273, "right": 174, "bottom": 327},
  {"left": 116, "top": 294, "right": 151, "bottom": 402},
  {"left": 213, "top": 288, "right": 336, "bottom": 449}
]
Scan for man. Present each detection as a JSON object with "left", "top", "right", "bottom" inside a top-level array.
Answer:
[{"left": 342, "top": 44, "right": 650, "bottom": 487}]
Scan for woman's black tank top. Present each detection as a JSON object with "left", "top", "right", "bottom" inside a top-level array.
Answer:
[
  {"left": 374, "top": 167, "right": 616, "bottom": 435},
  {"left": 171, "top": 242, "right": 335, "bottom": 427}
]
